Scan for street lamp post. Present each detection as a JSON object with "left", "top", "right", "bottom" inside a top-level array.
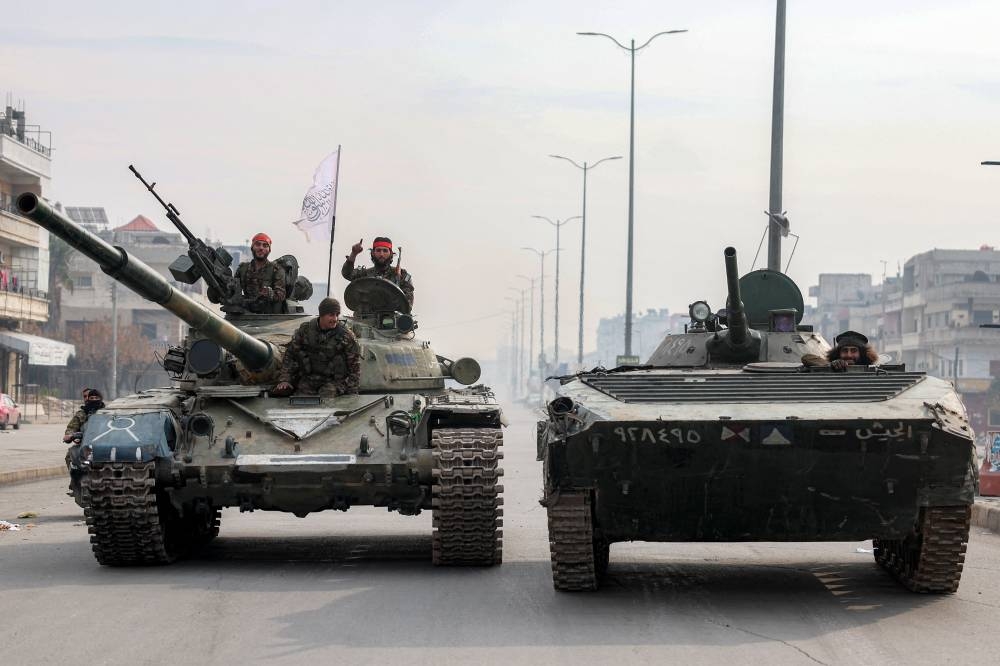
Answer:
[
  {"left": 578, "top": 28, "right": 686, "bottom": 356},
  {"left": 521, "top": 247, "right": 557, "bottom": 396},
  {"left": 517, "top": 274, "right": 536, "bottom": 392},
  {"left": 508, "top": 287, "right": 526, "bottom": 395},
  {"left": 550, "top": 154, "right": 622, "bottom": 367},
  {"left": 532, "top": 216, "right": 580, "bottom": 369},
  {"left": 504, "top": 297, "right": 520, "bottom": 394}
]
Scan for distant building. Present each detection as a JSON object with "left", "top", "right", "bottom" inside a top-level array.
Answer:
[
  {"left": 810, "top": 246, "right": 1000, "bottom": 435},
  {"left": 0, "top": 103, "right": 73, "bottom": 396},
  {"left": 596, "top": 308, "right": 675, "bottom": 366},
  {"left": 60, "top": 213, "right": 213, "bottom": 345}
]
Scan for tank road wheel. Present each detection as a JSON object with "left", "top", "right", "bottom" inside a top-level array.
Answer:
[
  {"left": 546, "top": 491, "right": 608, "bottom": 591},
  {"left": 184, "top": 506, "right": 222, "bottom": 546},
  {"left": 431, "top": 427, "right": 504, "bottom": 566},
  {"left": 82, "top": 462, "right": 182, "bottom": 566},
  {"left": 873, "top": 506, "right": 970, "bottom": 593}
]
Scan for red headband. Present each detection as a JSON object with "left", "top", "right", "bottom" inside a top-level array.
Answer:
[{"left": 373, "top": 240, "right": 392, "bottom": 250}]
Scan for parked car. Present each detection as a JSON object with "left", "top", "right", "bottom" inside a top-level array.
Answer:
[{"left": 0, "top": 393, "right": 21, "bottom": 430}]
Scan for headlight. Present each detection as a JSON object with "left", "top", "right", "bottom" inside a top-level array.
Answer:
[{"left": 689, "top": 301, "right": 712, "bottom": 323}]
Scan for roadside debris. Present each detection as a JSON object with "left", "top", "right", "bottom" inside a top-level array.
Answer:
[
  {"left": 0, "top": 520, "right": 21, "bottom": 531},
  {"left": 17, "top": 512, "right": 37, "bottom": 519}
]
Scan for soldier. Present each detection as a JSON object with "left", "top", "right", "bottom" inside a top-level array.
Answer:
[
  {"left": 64, "top": 388, "right": 105, "bottom": 499},
  {"left": 342, "top": 236, "right": 414, "bottom": 307},
  {"left": 236, "top": 232, "right": 287, "bottom": 313},
  {"left": 273, "top": 297, "right": 361, "bottom": 397},
  {"left": 802, "top": 330, "right": 879, "bottom": 372}
]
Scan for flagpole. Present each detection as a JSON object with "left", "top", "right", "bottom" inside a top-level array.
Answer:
[{"left": 326, "top": 145, "right": 342, "bottom": 297}]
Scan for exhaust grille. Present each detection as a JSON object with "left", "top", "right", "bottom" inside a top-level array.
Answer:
[{"left": 581, "top": 371, "right": 925, "bottom": 403}]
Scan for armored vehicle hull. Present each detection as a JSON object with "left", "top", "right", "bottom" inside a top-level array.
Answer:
[{"left": 539, "top": 248, "right": 976, "bottom": 593}]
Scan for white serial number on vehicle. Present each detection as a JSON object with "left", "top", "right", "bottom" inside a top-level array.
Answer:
[{"left": 612, "top": 426, "right": 701, "bottom": 445}]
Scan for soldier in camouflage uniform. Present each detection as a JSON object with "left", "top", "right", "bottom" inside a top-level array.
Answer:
[
  {"left": 237, "top": 232, "right": 287, "bottom": 313},
  {"left": 273, "top": 297, "right": 361, "bottom": 398},
  {"left": 64, "top": 388, "right": 105, "bottom": 500},
  {"left": 342, "top": 236, "right": 414, "bottom": 307}
]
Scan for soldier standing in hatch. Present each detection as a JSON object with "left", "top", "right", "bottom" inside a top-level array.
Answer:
[
  {"left": 273, "top": 297, "right": 361, "bottom": 398},
  {"left": 342, "top": 236, "right": 414, "bottom": 307},
  {"left": 237, "top": 232, "right": 286, "bottom": 313},
  {"left": 802, "top": 330, "right": 879, "bottom": 371}
]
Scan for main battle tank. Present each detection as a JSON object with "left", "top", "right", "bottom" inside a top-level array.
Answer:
[
  {"left": 539, "top": 246, "right": 976, "bottom": 593},
  {"left": 18, "top": 192, "right": 503, "bottom": 567}
]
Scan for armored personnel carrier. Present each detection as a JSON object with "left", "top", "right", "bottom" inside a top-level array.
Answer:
[
  {"left": 539, "top": 247, "right": 976, "bottom": 593},
  {"left": 18, "top": 189, "right": 503, "bottom": 567}
]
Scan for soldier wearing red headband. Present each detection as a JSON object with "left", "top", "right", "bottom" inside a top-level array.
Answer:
[
  {"left": 342, "top": 236, "right": 414, "bottom": 306},
  {"left": 237, "top": 232, "right": 286, "bottom": 313}
]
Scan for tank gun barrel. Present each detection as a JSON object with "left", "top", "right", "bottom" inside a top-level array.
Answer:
[
  {"left": 724, "top": 246, "right": 749, "bottom": 346},
  {"left": 16, "top": 193, "right": 276, "bottom": 372}
]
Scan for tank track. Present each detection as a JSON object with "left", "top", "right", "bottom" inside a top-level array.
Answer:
[
  {"left": 546, "top": 491, "right": 609, "bottom": 591},
  {"left": 431, "top": 427, "right": 504, "bottom": 566},
  {"left": 82, "top": 462, "right": 180, "bottom": 566},
  {"left": 873, "top": 505, "right": 970, "bottom": 593}
]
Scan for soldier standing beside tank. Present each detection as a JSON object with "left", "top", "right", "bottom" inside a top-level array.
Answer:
[
  {"left": 64, "top": 388, "right": 105, "bottom": 498},
  {"left": 342, "top": 237, "right": 414, "bottom": 307},
  {"left": 237, "top": 233, "right": 286, "bottom": 313},
  {"left": 273, "top": 297, "right": 361, "bottom": 398},
  {"left": 802, "top": 330, "right": 879, "bottom": 371}
]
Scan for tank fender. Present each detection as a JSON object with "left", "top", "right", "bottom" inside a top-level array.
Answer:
[{"left": 81, "top": 410, "right": 178, "bottom": 463}]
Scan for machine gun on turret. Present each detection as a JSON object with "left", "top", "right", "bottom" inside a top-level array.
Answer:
[{"left": 129, "top": 165, "right": 246, "bottom": 311}]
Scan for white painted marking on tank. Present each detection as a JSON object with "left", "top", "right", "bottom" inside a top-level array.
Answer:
[
  {"left": 110, "top": 447, "right": 116, "bottom": 462},
  {"left": 135, "top": 447, "right": 142, "bottom": 461},
  {"left": 92, "top": 416, "right": 140, "bottom": 443}
]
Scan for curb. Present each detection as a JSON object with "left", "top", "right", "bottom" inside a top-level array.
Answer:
[
  {"left": 0, "top": 466, "right": 67, "bottom": 487},
  {"left": 972, "top": 501, "right": 1000, "bottom": 533}
]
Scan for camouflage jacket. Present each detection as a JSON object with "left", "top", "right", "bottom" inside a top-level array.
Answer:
[
  {"left": 64, "top": 408, "right": 90, "bottom": 439},
  {"left": 341, "top": 258, "right": 414, "bottom": 306},
  {"left": 277, "top": 319, "right": 361, "bottom": 394},
  {"left": 237, "top": 259, "right": 286, "bottom": 313}
]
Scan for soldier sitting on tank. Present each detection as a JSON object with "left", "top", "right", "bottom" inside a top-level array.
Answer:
[
  {"left": 272, "top": 297, "right": 361, "bottom": 398},
  {"left": 801, "top": 330, "right": 879, "bottom": 372},
  {"left": 236, "top": 232, "right": 286, "bottom": 313},
  {"left": 342, "top": 237, "right": 414, "bottom": 306},
  {"left": 64, "top": 388, "right": 105, "bottom": 497}
]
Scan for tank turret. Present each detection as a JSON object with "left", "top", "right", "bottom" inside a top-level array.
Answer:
[{"left": 17, "top": 193, "right": 280, "bottom": 375}]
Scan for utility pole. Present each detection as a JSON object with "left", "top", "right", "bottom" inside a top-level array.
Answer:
[
  {"left": 532, "top": 216, "right": 580, "bottom": 369},
  {"left": 517, "top": 274, "right": 536, "bottom": 393},
  {"left": 767, "top": 0, "right": 788, "bottom": 272}
]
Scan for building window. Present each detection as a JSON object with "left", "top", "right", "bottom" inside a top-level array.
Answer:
[
  {"left": 989, "top": 409, "right": 1000, "bottom": 428},
  {"left": 140, "top": 323, "right": 157, "bottom": 339},
  {"left": 75, "top": 275, "right": 93, "bottom": 288},
  {"left": 973, "top": 310, "right": 993, "bottom": 326}
]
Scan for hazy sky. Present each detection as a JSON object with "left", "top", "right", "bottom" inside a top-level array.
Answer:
[{"left": 5, "top": 1, "right": 1000, "bottom": 363}]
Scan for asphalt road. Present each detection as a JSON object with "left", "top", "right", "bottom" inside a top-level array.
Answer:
[{"left": 3, "top": 402, "right": 1000, "bottom": 665}]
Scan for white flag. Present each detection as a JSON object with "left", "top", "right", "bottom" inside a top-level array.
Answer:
[{"left": 295, "top": 148, "right": 340, "bottom": 242}]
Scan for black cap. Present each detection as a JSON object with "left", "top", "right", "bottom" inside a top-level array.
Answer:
[
  {"left": 835, "top": 330, "right": 868, "bottom": 347},
  {"left": 318, "top": 297, "right": 341, "bottom": 316}
]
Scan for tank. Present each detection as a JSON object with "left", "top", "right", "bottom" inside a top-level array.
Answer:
[
  {"left": 18, "top": 192, "right": 503, "bottom": 567},
  {"left": 538, "top": 246, "right": 977, "bottom": 593}
]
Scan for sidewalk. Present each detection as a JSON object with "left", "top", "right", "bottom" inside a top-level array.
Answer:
[{"left": 0, "top": 423, "right": 69, "bottom": 486}]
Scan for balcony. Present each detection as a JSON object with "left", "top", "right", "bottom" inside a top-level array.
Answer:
[
  {"left": 0, "top": 134, "right": 51, "bottom": 181},
  {"left": 0, "top": 289, "right": 48, "bottom": 323},
  {"left": 0, "top": 205, "right": 41, "bottom": 247},
  {"left": 921, "top": 326, "right": 1000, "bottom": 346}
]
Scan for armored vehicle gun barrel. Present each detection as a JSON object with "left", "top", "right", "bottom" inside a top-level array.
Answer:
[
  {"left": 723, "top": 246, "right": 749, "bottom": 346},
  {"left": 16, "top": 193, "right": 276, "bottom": 372}
]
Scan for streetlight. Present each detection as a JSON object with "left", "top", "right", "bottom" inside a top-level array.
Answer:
[
  {"left": 532, "top": 215, "right": 581, "bottom": 369},
  {"left": 507, "top": 287, "right": 526, "bottom": 395},
  {"left": 504, "top": 296, "right": 520, "bottom": 394},
  {"left": 550, "top": 154, "right": 622, "bottom": 367},
  {"left": 521, "top": 247, "right": 558, "bottom": 382},
  {"left": 578, "top": 28, "right": 687, "bottom": 356},
  {"left": 516, "top": 273, "right": 536, "bottom": 390}
]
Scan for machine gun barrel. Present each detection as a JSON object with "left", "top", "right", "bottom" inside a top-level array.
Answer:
[
  {"left": 723, "top": 246, "right": 749, "bottom": 346},
  {"left": 16, "top": 193, "right": 276, "bottom": 372}
]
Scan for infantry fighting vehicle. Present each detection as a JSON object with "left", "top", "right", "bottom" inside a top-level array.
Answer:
[
  {"left": 539, "top": 247, "right": 976, "bottom": 593},
  {"left": 18, "top": 189, "right": 503, "bottom": 567}
]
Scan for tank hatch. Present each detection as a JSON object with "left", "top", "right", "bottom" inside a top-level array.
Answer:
[{"left": 581, "top": 371, "right": 925, "bottom": 403}]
